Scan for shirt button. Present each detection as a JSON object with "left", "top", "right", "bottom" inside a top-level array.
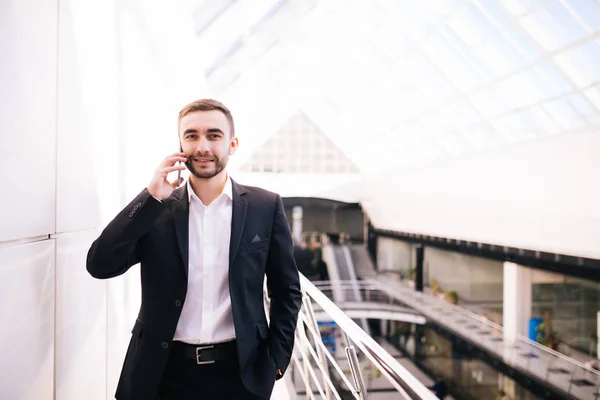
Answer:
[
  {"left": 161, "top": 342, "right": 169, "bottom": 349},
  {"left": 175, "top": 300, "right": 182, "bottom": 307}
]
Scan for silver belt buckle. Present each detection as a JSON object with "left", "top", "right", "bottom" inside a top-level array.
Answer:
[{"left": 195, "top": 345, "right": 215, "bottom": 364}]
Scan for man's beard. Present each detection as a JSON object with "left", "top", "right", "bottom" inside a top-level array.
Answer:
[{"left": 185, "top": 153, "right": 228, "bottom": 179}]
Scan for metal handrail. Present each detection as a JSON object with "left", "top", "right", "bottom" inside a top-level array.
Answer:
[
  {"left": 409, "top": 283, "right": 600, "bottom": 374},
  {"left": 370, "top": 275, "right": 600, "bottom": 398},
  {"left": 313, "top": 281, "right": 379, "bottom": 290},
  {"left": 299, "top": 275, "right": 439, "bottom": 400}
]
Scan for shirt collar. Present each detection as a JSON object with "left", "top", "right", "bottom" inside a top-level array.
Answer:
[{"left": 187, "top": 174, "right": 232, "bottom": 203}]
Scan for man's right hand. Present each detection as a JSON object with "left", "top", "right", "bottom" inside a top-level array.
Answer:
[{"left": 147, "top": 152, "right": 187, "bottom": 201}]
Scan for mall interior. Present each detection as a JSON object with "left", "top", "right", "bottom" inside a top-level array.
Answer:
[{"left": 2, "top": 0, "right": 600, "bottom": 399}]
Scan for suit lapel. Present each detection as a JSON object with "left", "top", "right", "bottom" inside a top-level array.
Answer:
[
  {"left": 229, "top": 179, "right": 247, "bottom": 268},
  {"left": 171, "top": 186, "right": 190, "bottom": 276}
]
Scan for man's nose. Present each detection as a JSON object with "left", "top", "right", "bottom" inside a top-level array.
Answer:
[{"left": 195, "top": 137, "right": 211, "bottom": 153}]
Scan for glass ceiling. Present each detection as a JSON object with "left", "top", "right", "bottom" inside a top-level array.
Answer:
[{"left": 191, "top": 0, "right": 600, "bottom": 174}]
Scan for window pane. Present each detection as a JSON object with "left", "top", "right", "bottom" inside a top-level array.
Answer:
[
  {"left": 494, "top": 70, "right": 547, "bottom": 108},
  {"left": 500, "top": 0, "right": 545, "bottom": 16},
  {"left": 497, "top": 112, "right": 535, "bottom": 136},
  {"left": 542, "top": 98, "right": 588, "bottom": 130},
  {"left": 438, "top": 132, "right": 467, "bottom": 156},
  {"left": 564, "top": 0, "right": 600, "bottom": 31},
  {"left": 410, "top": 54, "right": 460, "bottom": 103},
  {"left": 419, "top": 0, "right": 462, "bottom": 18},
  {"left": 469, "top": 89, "right": 511, "bottom": 118},
  {"left": 440, "top": 102, "right": 482, "bottom": 127},
  {"left": 446, "top": 4, "right": 494, "bottom": 47},
  {"left": 526, "top": 106, "right": 561, "bottom": 134},
  {"left": 502, "top": 24, "right": 542, "bottom": 62},
  {"left": 465, "top": 124, "right": 502, "bottom": 148},
  {"left": 531, "top": 62, "right": 573, "bottom": 97},
  {"left": 554, "top": 41, "right": 600, "bottom": 88},
  {"left": 520, "top": 4, "right": 588, "bottom": 51},
  {"left": 583, "top": 85, "right": 600, "bottom": 112},
  {"left": 567, "top": 93, "right": 600, "bottom": 125},
  {"left": 473, "top": 33, "right": 523, "bottom": 78},
  {"left": 421, "top": 33, "right": 486, "bottom": 92},
  {"left": 397, "top": 5, "right": 432, "bottom": 41}
]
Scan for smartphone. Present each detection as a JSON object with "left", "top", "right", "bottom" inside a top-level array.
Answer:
[{"left": 177, "top": 143, "right": 183, "bottom": 186}]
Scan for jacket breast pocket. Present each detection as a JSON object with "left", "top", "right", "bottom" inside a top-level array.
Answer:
[
  {"left": 256, "top": 323, "right": 269, "bottom": 341},
  {"left": 242, "top": 238, "right": 269, "bottom": 253}
]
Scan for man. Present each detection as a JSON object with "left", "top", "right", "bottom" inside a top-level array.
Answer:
[
  {"left": 430, "top": 376, "right": 448, "bottom": 399},
  {"left": 293, "top": 240, "right": 315, "bottom": 277},
  {"left": 87, "top": 99, "right": 302, "bottom": 399}
]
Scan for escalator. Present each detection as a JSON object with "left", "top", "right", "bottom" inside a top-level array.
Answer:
[
  {"left": 348, "top": 244, "right": 377, "bottom": 279},
  {"left": 332, "top": 245, "right": 370, "bottom": 335},
  {"left": 344, "top": 244, "right": 549, "bottom": 400},
  {"left": 386, "top": 325, "right": 543, "bottom": 400},
  {"left": 333, "top": 246, "right": 353, "bottom": 286}
]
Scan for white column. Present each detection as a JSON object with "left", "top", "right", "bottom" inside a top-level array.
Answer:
[
  {"left": 381, "top": 320, "right": 388, "bottom": 337},
  {"left": 503, "top": 262, "right": 532, "bottom": 345},
  {"left": 292, "top": 206, "right": 303, "bottom": 245}
]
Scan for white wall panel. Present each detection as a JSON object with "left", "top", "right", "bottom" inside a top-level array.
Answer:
[
  {"left": 425, "top": 247, "right": 503, "bottom": 302},
  {"left": 360, "top": 131, "right": 600, "bottom": 259},
  {"left": 0, "top": 0, "right": 57, "bottom": 241},
  {"left": 0, "top": 240, "right": 55, "bottom": 400},
  {"left": 56, "top": 0, "right": 121, "bottom": 233},
  {"left": 376, "top": 237, "right": 413, "bottom": 273},
  {"left": 55, "top": 230, "right": 106, "bottom": 400},
  {"left": 106, "top": 269, "right": 141, "bottom": 398}
]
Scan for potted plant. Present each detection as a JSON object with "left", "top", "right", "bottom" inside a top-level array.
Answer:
[
  {"left": 491, "top": 307, "right": 502, "bottom": 332},
  {"left": 430, "top": 279, "right": 439, "bottom": 296},
  {"left": 444, "top": 290, "right": 458, "bottom": 305},
  {"left": 536, "top": 311, "right": 560, "bottom": 350}
]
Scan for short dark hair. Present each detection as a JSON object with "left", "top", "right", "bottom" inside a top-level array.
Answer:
[{"left": 178, "top": 99, "right": 235, "bottom": 137}]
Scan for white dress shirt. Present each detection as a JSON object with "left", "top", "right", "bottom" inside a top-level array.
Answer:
[{"left": 173, "top": 177, "right": 235, "bottom": 345}]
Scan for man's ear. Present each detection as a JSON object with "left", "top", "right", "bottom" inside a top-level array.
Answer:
[{"left": 229, "top": 137, "right": 239, "bottom": 155}]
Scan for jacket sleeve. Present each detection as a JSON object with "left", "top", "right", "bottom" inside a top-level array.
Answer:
[
  {"left": 87, "top": 189, "right": 167, "bottom": 279},
  {"left": 265, "top": 194, "right": 302, "bottom": 378}
]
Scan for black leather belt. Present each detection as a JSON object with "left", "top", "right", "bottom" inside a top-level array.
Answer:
[{"left": 171, "top": 340, "right": 237, "bottom": 364}]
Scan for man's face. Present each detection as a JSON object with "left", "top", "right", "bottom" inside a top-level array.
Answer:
[{"left": 179, "top": 110, "right": 237, "bottom": 179}]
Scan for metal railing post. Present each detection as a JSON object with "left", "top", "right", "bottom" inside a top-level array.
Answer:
[
  {"left": 300, "top": 319, "right": 314, "bottom": 399},
  {"left": 341, "top": 331, "right": 369, "bottom": 399},
  {"left": 300, "top": 275, "right": 439, "bottom": 400},
  {"left": 345, "top": 339, "right": 368, "bottom": 400},
  {"left": 303, "top": 294, "right": 333, "bottom": 400}
]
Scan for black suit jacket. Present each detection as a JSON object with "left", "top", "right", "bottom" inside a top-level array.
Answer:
[{"left": 86, "top": 180, "right": 302, "bottom": 399}]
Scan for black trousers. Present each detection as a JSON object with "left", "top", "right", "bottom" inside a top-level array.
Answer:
[{"left": 156, "top": 345, "right": 270, "bottom": 400}]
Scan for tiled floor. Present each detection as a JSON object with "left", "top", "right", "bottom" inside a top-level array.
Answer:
[{"left": 369, "top": 275, "right": 600, "bottom": 400}]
